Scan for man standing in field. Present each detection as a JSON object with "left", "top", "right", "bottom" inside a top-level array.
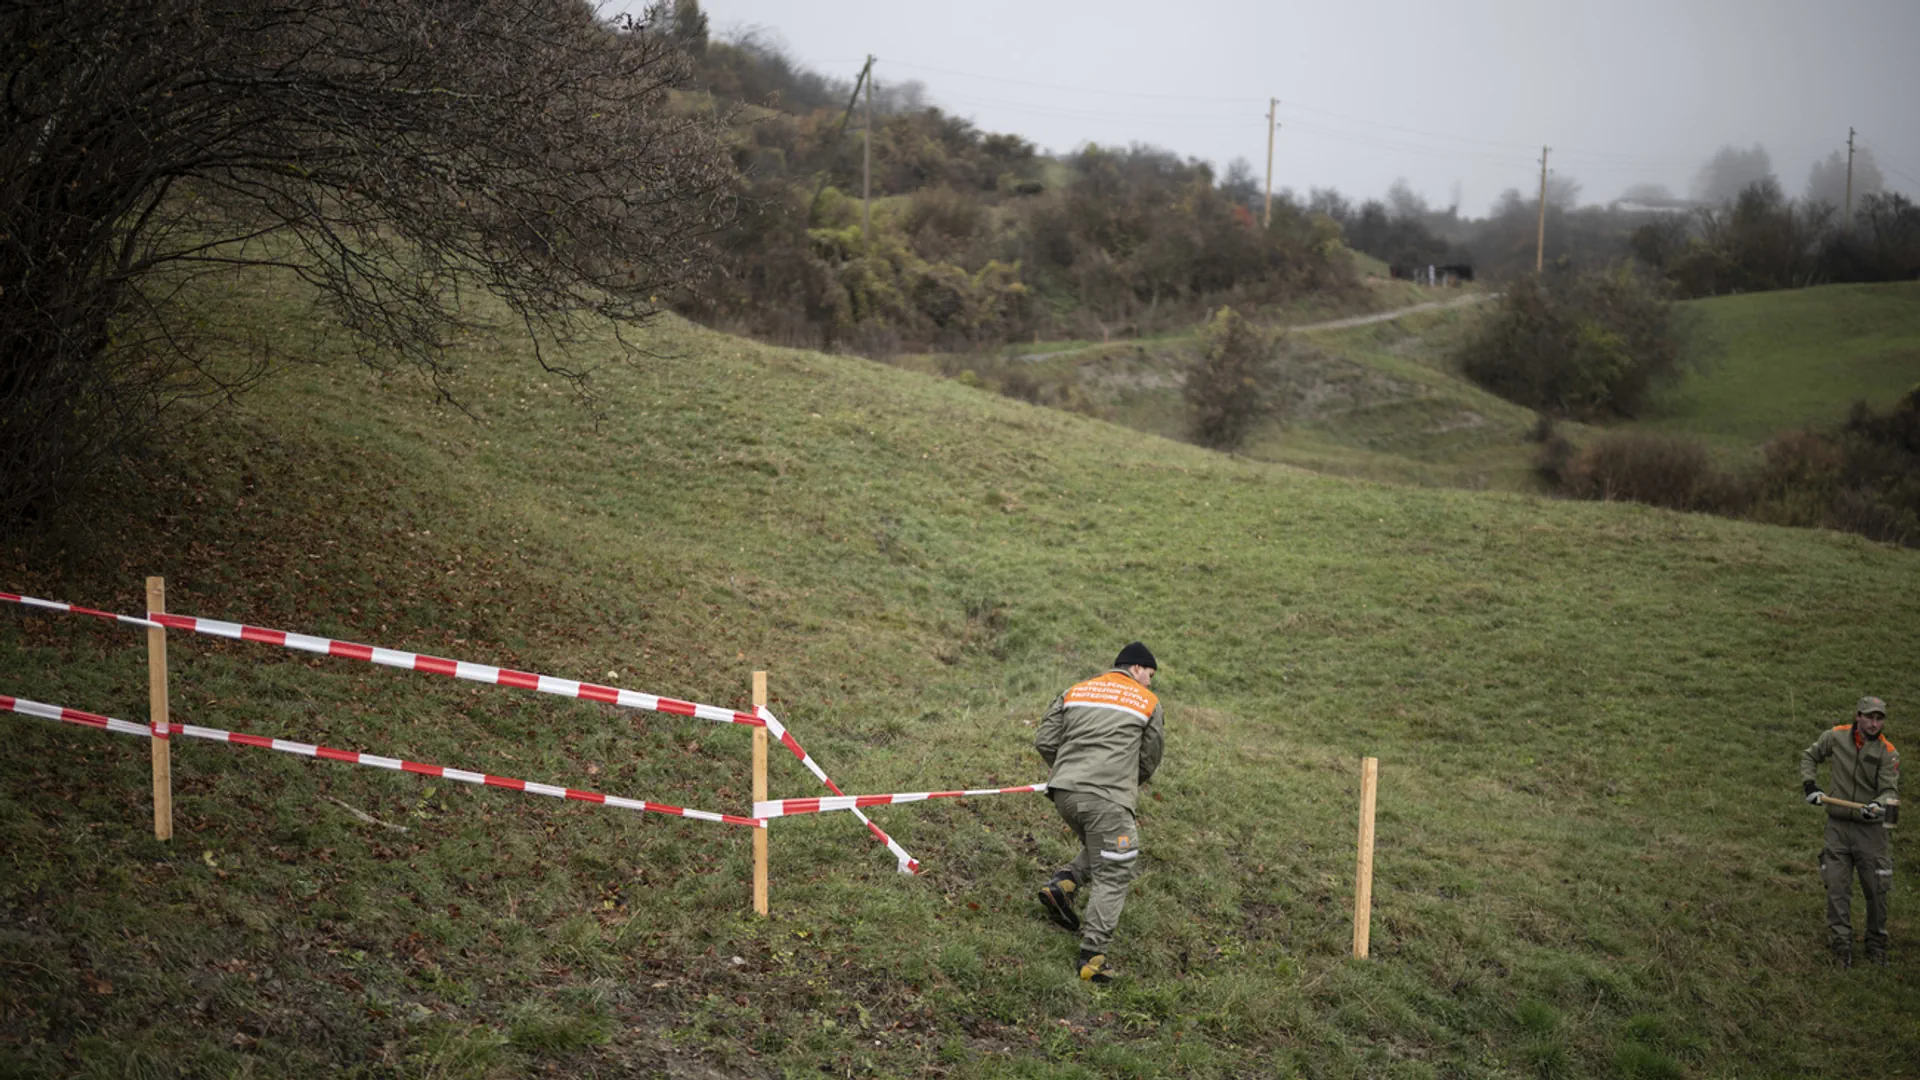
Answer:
[
  {"left": 1802, "top": 696, "right": 1901, "bottom": 968},
  {"left": 1034, "top": 642, "right": 1165, "bottom": 984}
]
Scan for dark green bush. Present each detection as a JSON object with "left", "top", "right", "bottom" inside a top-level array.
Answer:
[{"left": 1457, "top": 267, "right": 1687, "bottom": 421}]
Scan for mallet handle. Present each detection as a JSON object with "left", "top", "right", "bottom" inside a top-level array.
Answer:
[{"left": 1817, "top": 794, "right": 1869, "bottom": 811}]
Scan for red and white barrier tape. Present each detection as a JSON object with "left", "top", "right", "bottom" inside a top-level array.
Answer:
[
  {"left": 755, "top": 783, "right": 1047, "bottom": 819},
  {"left": 3, "top": 590, "right": 921, "bottom": 869},
  {"left": 1, "top": 693, "right": 764, "bottom": 828},
  {"left": 757, "top": 705, "right": 920, "bottom": 874},
  {"left": 1, "top": 591, "right": 764, "bottom": 728},
  {"left": 1, "top": 591, "right": 161, "bottom": 630}
]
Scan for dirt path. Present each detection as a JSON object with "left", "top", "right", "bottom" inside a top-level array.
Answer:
[
  {"left": 1285, "top": 292, "right": 1493, "bottom": 333},
  {"left": 1019, "top": 293, "right": 1492, "bottom": 362}
]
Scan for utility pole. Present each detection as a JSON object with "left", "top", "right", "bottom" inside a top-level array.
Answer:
[
  {"left": 1844, "top": 126, "right": 1856, "bottom": 233},
  {"left": 804, "top": 57, "right": 873, "bottom": 228},
  {"left": 1264, "top": 98, "right": 1277, "bottom": 229},
  {"left": 1535, "top": 145, "right": 1551, "bottom": 275},
  {"left": 863, "top": 54, "right": 874, "bottom": 245}
]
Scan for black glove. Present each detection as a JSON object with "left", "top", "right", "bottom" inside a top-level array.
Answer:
[
  {"left": 1863, "top": 802, "right": 1885, "bottom": 821},
  {"left": 1804, "top": 780, "right": 1825, "bottom": 805}
]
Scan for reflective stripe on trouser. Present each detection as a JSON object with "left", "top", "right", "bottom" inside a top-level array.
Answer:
[
  {"left": 1051, "top": 788, "right": 1142, "bottom": 953},
  {"left": 1821, "top": 819, "right": 1892, "bottom": 951}
]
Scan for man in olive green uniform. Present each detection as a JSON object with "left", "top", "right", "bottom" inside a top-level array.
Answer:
[
  {"left": 1034, "top": 642, "right": 1165, "bottom": 983},
  {"left": 1801, "top": 695, "right": 1901, "bottom": 968}
]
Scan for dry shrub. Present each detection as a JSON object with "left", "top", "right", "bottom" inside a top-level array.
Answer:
[
  {"left": 1560, "top": 433, "right": 1722, "bottom": 511},
  {"left": 1545, "top": 390, "right": 1920, "bottom": 548},
  {"left": 1186, "top": 307, "right": 1284, "bottom": 451}
]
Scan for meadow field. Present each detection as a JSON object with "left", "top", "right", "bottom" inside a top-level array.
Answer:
[{"left": 2, "top": 279, "right": 1917, "bottom": 1079}]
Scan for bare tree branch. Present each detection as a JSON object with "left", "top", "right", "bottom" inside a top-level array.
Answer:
[{"left": 1, "top": 0, "right": 739, "bottom": 523}]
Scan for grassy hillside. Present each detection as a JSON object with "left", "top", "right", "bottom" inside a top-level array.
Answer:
[
  {"left": 1640, "top": 282, "right": 1920, "bottom": 444},
  {"left": 980, "top": 281, "right": 1920, "bottom": 494},
  {"left": 2, "top": 278, "right": 1918, "bottom": 1079},
  {"left": 928, "top": 296, "right": 1547, "bottom": 492},
  {"left": 1265, "top": 301, "right": 1543, "bottom": 488}
]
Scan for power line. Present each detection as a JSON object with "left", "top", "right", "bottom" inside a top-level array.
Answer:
[
  {"left": 1858, "top": 141, "right": 1920, "bottom": 186},
  {"left": 1279, "top": 119, "right": 1533, "bottom": 168},
  {"left": 799, "top": 53, "right": 1918, "bottom": 197},
  {"left": 1279, "top": 101, "right": 1541, "bottom": 154},
  {"left": 925, "top": 88, "right": 1250, "bottom": 125},
  {"left": 879, "top": 58, "right": 1262, "bottom": 104},
  {"left": 1548, "top": 148, "right": 1700, "bottom": 169},
  {"left": 927, "top": 89, "right": 1679, "bottom": 178},
  {"left": 1866, "top": 157, "right": 1920, "bottom": 191}
]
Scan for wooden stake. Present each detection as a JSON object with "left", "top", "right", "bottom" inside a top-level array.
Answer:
[
  {"left": 752, "top": 670, "right": 769, "bottom": 916},
  {"left": 146, "top": 576, "right": 173, "bottom": 841},
  {"left": 1352, "top": 756, "right": 1378, "bottom": 958}
]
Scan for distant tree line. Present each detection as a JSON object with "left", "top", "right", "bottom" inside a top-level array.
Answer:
[
  {"left": 1298, "top": 141, "right": 1918, "bottom": 296},
  {"left": 663, "top": 11, "right": 1917, "bottom": 349},
  {"left": 667, "top": 16, "right": 1359, "bottom": 353}
]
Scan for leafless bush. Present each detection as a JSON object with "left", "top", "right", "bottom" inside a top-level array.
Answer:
[{"left": 1560, "top": 433, "right": 1721, "bottom": 511}]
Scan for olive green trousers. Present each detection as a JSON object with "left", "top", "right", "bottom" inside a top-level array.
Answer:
[
  {"left": 1821, "top": 818, "right": 1892, "bottom": 955},
  {"left": 1050, "top": 788, "right": 1142, "bottom": 953}
]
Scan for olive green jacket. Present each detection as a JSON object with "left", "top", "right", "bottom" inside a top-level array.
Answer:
[
  {"left": 1801, "top": 723, "right": 1901, "bottom": 823},
  {"left": 1035, "top": 669, "right": 1165, "bottom": 811}
]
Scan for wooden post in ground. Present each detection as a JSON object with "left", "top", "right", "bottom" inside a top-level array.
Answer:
[
  {"left": 1352, "top": 756, "right": 1378, "bottom": 958},
  {"left": 146, "top": 576, "right": 173, "bottom": 841},
  {"left": 752, "top": 670, "right": 769, "bottom": 916}
]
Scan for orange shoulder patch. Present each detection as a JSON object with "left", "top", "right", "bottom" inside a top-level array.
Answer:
[{"left": 1063, "top": 672, "right": 1159, "bottom": 718}]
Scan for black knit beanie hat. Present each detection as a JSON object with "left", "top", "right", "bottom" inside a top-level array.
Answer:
[{"left": 1113, "top": 641, "right": 1157, "bottom": 670}]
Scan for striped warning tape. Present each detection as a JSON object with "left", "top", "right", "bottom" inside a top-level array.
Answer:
[
  {"left": 757, "top": 705, "right": 920, "bottom": 874},
  {"left": 755, "top": 783, "right": 1048, "bottom": 819},
  {"left": 0, "top": 591, "right": 764, "bottom": 728},
  {"left": 0, "top": 591, "right": 160, "bottom": 629},
  {"left": 1, "top": 693, "right": 764, "bottom": 828},
  {"left": 3, "top": 590, "right": 921, "bottom": 870}
]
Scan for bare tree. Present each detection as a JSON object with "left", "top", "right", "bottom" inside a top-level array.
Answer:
[
  {"left": 1805, "top": 148, "right": 1884, "bottom": 212},
  {"left": 1691, "top": 144, "right": 1774, "bottom": 205},
  {"left": 1, "top": 0, "right": 737, "bottom": 523}
]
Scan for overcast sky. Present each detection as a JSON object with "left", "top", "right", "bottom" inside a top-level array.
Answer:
[{"left": 618, "top": 0, "right": 1920, "bottom": 216}]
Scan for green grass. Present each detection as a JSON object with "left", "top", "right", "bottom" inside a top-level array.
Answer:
[
  {"left": 935, "top": 298, "right": 1547, "bottom": 492},
  {"left": 1, "top": 273, "right": 1917, "bottom": 1078},
  {"left": 1350, "top": 249, "right": 1393, "bottom": 280},
  {"left": 1640, "top": 281, "right": 1920, "bottom": 443},
  {"left": 928, "top": 280, "right": 1918, "bottom": 504},
  {"left": 1243, "top": 280, "right": 1920, "bottom": 486}
]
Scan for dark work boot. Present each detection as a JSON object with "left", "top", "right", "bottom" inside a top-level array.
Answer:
[
  {"left": 1831, "top": 941, "right": 1853, "bottom": 969},
  {"left": 1864, "top": 942, "right": 1890, "bottom": 968},
  {"left": 1037, "top": 871, "right": 1080, "bottom": 932},
  {"left": 1077, "top": 949, "right": 1115, "bottom": 984}
]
